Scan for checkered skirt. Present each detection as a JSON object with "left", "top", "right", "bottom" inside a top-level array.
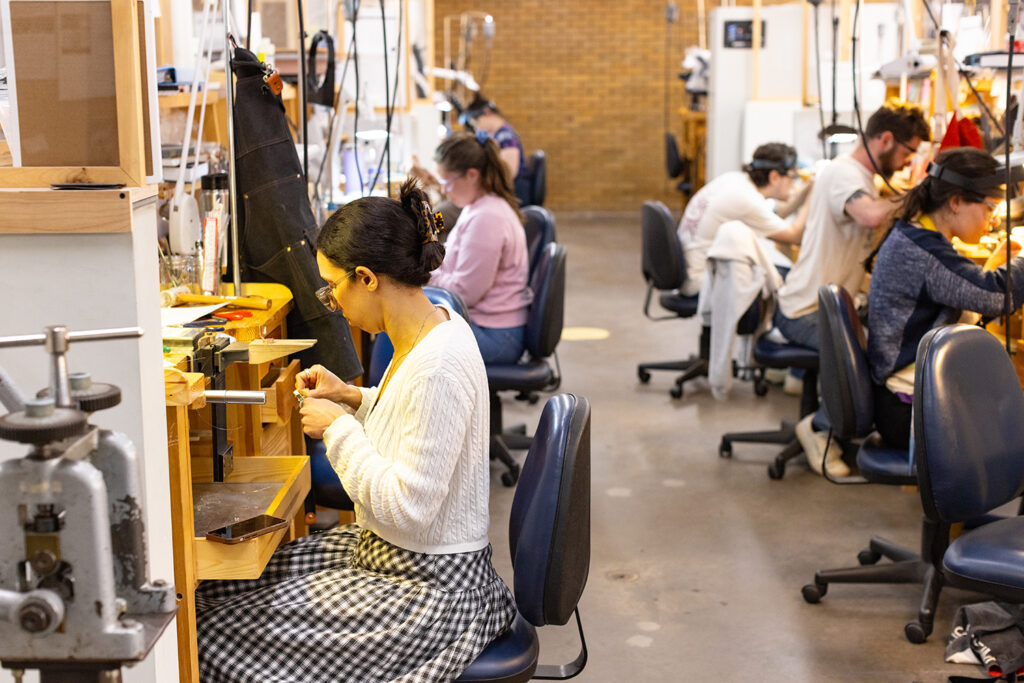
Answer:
[{"left": 195, "top": 524, "right": 516, "bottom": 682}]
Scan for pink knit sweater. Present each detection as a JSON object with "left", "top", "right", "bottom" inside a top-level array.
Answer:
[{"left": 430, "top": 193, "right": 532, "bottom": 328}]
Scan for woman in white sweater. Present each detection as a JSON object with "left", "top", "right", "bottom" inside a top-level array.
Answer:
[{"left": 195, "top": 179, "right": 515, "bottom": 682}]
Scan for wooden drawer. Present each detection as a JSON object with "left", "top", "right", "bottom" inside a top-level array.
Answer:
[
  {"left": 260, "top": 358, "right": 301, "bottom": 425},
  {"left": 191, "top": 455, "right": 310, "bottom": 580}
]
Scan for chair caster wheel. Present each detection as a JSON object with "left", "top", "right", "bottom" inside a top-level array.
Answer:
[
  {"left": 754, "top": 379, "right": 769, "bottom": 397},
  {"left": 767, "top": 461, "right": 785, "bottom": 480},
  {"left": 501, "top": 467, "right": 520, "bottom": 487},
  {"left": 802, "top": 582, "right": 826, "bottom": 603},
  {"left": 638, "top": 369, "right": 651, "bottom": 383},
  {"left": 719, "top": 440, "right": 732, "bottom": 458},
  {"left": 527, "top": 394, "right": 539, "bottom": 405},
  {"left": 904, "top": 620, "right": 930, "bottom": 644},
  {"left": 669, "top": 385, "right": 683, "bottom": 399},
  {"left": 857, "top": 549, "right": 882, "bottom": 565}
]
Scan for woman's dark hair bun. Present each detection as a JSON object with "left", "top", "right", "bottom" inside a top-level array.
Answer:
[{"left": 398, "top": 178, "right": 447, "bottom": 277}]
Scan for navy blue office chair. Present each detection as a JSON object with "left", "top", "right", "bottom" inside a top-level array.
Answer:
[
  {"left": 457, "top": 393, "right": 591, "bottom": 683},
  {"left": 488, "top": 243, "right": 566, "bottom": 486},
  {"left": 308, "top": 286, "right": 471, "bottom": 510},
  {"left": 718, "top": 332, "right": 818, "bottom": 478},
  {"left": 635, "top": 201, "right": 705, "bottom": 395},
  {"left": 914, "top": 325, "right": 1024, "bottom": 648},
  {"left": 520, "top": 206, "right": 557, "bottom": 281},
  {"left": 800, "top": 285, "right": 941, "bottom": 642},
  {"left": 514, "top": 151, "right": 546, "bottom": 207}
]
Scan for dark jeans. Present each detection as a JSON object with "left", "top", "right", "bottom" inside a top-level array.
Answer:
[
  {"left": 774, "top": 308, "right": 820, "bottom": 350},
  {"left": 873, "top": 383, "right": 912, "bottom": 450}
]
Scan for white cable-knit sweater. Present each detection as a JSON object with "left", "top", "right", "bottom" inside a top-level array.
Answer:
[{"left": 322, "top": 306, "right": 491, "bottom": 554}]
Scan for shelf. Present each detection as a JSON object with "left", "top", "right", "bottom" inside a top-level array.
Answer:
[{"left": 190, "top": 455, "right": 310, "bottom": 580}]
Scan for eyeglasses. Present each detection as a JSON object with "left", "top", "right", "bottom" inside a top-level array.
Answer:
[
  {"left": 315, "top": 285, "right": 340, "bottom": 312},
  {"left": 981, "top": 198, "right": 999, "bottom": 212},
  {"left": 315, "top": 272, "right": 354, "bottom": 312},
  {"left": 441, "top": 172, "right": 466, "bottom": 193},
  {"left": 896, "top": 139, "right": 918, "bottom": 154}
]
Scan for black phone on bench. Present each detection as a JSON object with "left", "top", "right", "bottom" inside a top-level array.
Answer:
[{"left": 205, "top": 514, "right": 289, "bottom": 544}]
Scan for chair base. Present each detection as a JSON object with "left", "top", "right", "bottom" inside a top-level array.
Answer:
[
  {"left": 803, "top": 519, "right": 946, "bottom": 644},
  {"left": 490, "top": 394, "right": 531, "bottom": 487},
  {"left": 637, "top": 354, "right": 700, "bottom": 383},
  {"left": 718, "top": 421, "right": 807, "bottom": 480}
]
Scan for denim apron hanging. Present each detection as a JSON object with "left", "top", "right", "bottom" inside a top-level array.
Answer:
[{"left": 231, "top": 47, "right": 362, "bottom": 381}]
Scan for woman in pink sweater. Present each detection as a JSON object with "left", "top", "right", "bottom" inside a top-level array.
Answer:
[{"left": 430, "top": 130, "right": 533, "bottom": 364}]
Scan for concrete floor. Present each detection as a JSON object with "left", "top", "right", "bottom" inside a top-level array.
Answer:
[{"left": 484, "top": 212, "right": 986, "bottom": 682}]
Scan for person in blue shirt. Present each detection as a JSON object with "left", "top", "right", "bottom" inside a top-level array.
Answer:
[
  {"left": 461, "top": 95, "right": 527, "bottom": 193},
  {"left": 867, "top": 147, "right": 1024, "bottom": 449}
]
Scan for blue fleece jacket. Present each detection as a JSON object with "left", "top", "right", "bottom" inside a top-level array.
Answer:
[{"left": 868, "top": 219, "right": 1024, "bottom": 385}]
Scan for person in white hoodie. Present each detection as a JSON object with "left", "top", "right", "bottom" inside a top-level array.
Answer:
[
  {"left": 195, "top": 179, "right": 515, "bottom": 683},
  {"left": 677, "top": 142, "right": 809, "bottom": 296}
]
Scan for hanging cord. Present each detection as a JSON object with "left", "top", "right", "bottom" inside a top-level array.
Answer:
[
  {"left": 312, "top": 37, "right": 356, "bottom": 206},
  {"left": 368, "top": 0, "right": 404, "bottom": 196},
  {"left": 812, "top": 0, "right": 827, "bottom": 158},
  {"left": 298, "top": 0, "right": 308, "bottom": 182},
  {"left": 851, "top": 0, "right": 903, "bottom": 195}
]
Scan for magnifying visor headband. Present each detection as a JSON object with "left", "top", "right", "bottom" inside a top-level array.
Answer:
[
  {"left": 926, "top": 161, "right": 1024, "bottom": 199},
  {"left": 748, "top": 153, "right": 797, "bottom": 173}
]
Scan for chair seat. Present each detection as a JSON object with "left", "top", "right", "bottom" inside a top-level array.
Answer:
[
  {"left": 944, "top": 517, "right": 1024, "bottom": 601},
  {"left": 856, "top": 433, "right": 914, "bottom": 485},
  {"left": 752, "top": 335, "right": 818, "bottom": 370},
  {"left": 487, "top": 361, "right": 553, "bottom": 392},
  {"left": 659, "top": 292, "right": 699, "bottom": 317},
  {"left": 456, "top": 612, "right": 539, "bottom": 683}
]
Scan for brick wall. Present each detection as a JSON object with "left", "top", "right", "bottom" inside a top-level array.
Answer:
[{"left": 433, "top": 1, "right": 702, "bottom": 212}]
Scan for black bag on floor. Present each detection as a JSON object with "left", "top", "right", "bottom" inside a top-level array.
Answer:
[
  {"left": 945, "top": 601, "right": 1024, "bottom": 681},
  {"left": 230, "top": 46, "right": 362, "bottom": 381}
]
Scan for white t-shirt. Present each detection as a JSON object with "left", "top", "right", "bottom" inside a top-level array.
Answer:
[
  {"left": 676, "top": 171, "right": 788, "bottom": 296},
  {"left": 776, "top": 154, "right": 877, "bottom": 319}
]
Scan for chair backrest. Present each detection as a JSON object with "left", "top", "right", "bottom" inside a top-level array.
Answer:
[
  {"left": 520, "top": 205, "right": 557, "bottom": 280},
  {"left": 641, "top": 201, "right": 685, "bottom": 291},
  {"left": 665, "top": 132, "right": 684, "bottom": 179},
  {"left": 913, "top": 324, "right": 1024, "bottom": 523},
  {"left": 817, "top": 284, "right": 874, "bottom": 440},
  {"left": 525, "top": 242, "right": 566, "bottom": 360},
  {"left": 367, "top": 286, "right": 471, "bottom": 385},
  {"left": 529, "top": 150, "right": 546, "bottom": 206},
  {"left": 508, "top": 393, "right": 591, "bottom": 626}
]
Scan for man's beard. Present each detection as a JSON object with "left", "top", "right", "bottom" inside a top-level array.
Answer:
[{"left": 875, "top": 146, "right": 897, "bottom": 179}]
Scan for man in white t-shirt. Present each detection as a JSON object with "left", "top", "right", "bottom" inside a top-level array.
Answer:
[
  {"left": 677, "top": 143, "right": 809, "bottom": 296},
  {"left": 775, "top": 101, "right": 931, "bottom": 349},
  {"left": 774, "top": 101, "right": 930, "bottom": 477}
]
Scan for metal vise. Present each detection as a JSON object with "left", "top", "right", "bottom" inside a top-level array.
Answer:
[{"left": 0, "top": 326, "right": 176, "bottom": 680}]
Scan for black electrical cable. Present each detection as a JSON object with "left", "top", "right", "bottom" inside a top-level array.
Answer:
[
  {"left": 851, "top": 0, "right": 903, "bottom": 195},
  {"left": 380, "top": 0, "right": 390, "bottom": 196},
  {"left": 298, "top": 0, "right": 308, "bottom": 182},
  {"left": 368, "top": 0, "right": 404, "bottom": 196},
  {"left": 312, "top": 34, "right": 356, "bottom": 207}
]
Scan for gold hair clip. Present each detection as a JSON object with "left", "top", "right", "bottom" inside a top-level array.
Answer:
[{"left": 420, "top": 201, "right": 439, "bottom": 244}]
